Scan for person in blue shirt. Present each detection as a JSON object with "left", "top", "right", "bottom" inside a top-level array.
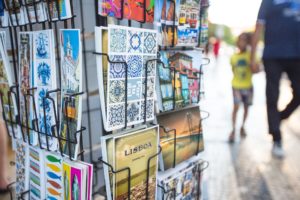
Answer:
[{"left": 251, "top": 0, "right": 300, "bottom": 158}]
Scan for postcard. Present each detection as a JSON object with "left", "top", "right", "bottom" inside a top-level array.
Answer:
[
  {"left": 96, "top": 25, "right": 158, "bottom": 131},
  {"left": 199, "top": 7, "right": 209, "bottom": 48},
  {"left": 63, "top": 159, "right": 91, "bottom": 200},
  {"left": 98, "top": 0, "right": 154, "bottom": 22},
  {"left": 123, "top": 0, "right": 154, "bottom": 22},
  {"left": 101, "top": 126, "right": 159, "bottom": 200},
  {"left": 96, "top": 25, "right": 157, "bottom": 131},
  {"left": 113, "top": 126, "right": 159, "bottom": 200},
  {"left": 157, "top": 160, "right": 203, "bottom": 200},
  {"left": 156, "top": 51, "right": 202, "bottom": 112},
  {"left": 0, "top": 10, "right": 9, "bottom": 27},
  {"left": 23, "top": 1, "right": 47, "bottom": 24},
  {"left": 33, "top": 30, "right": 57, "bottom": 150},
  {"left": 78, "top": 161, "right": 94, "bottom": 200},
  {"left": 19, "top": 32, "right": 35, "bottom": 143},
  {"left": 157, "top": 106, "right": 203, "bottom": 171},
  {"left": 44, "top": 152, "right": 63, "bottom": 200},
  {"left": 59, "top": 29, "right": 82, "bottom": 160},
  {"left": 45, "top": 0, "right": 72, "bottom": 21},
  {"left": 4, "top": 0, "right": 26, "bottom": 26},
  {"left": 154, "top": 0, "right": 201, "bottom": 47},
  {"left": 156, "top": 51, "right": 174, "bottom": 112},
  {"left": 154, "top": 0, "right": 180, "bottom": 46},
  {"left": 29, "top": 146, "right": 46, "bottom": 200},
  {"left": 0, "top": 31, "right": 21, "bottom": 138},
  {"left": 15, "top": 140, "right": 29, "bottom": 198},
  {"left": 98, "top": 0, "right": 122, "bottom": 18}
]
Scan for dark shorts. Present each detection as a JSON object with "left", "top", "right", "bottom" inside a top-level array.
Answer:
[{"left": 233, "top": 88, "right": 253, "bottom": 105}]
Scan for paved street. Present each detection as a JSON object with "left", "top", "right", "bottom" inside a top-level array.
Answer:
[{"left": 200, "top": 46, "right": 300, "bottom": 200}]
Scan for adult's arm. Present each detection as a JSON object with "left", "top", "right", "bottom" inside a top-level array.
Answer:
[{"left": 250, "top": 23, "right": 264, "bottom": 73}]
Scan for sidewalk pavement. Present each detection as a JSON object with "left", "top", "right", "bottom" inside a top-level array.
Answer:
[{"left": 200, "top": 50, "right": 300, "bottom": 200}]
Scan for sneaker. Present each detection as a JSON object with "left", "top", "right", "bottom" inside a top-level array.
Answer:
[
  {"left": 228, "top": 131, "right": 235, "bottom": 143},
  {"left": 272, "top": 142, "right": 285, "bottom": 158},
  {"left": 240, "top": 127, "right": 247, "bottom": 138}
]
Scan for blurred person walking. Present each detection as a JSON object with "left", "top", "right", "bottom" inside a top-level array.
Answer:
[
  {"left": 229, "top": 33, "right": 253, "bottom": 143},
  {"left": 251, "top": 0, "right": 300, "bottom": 158},
  {"left": 213, "top": 38, "right": 221, "bottom": 60}
]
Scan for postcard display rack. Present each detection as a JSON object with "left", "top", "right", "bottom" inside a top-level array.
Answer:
[
  {"left": 0, "top": 1, "right": 96, "bottom": 200},
  {"left": 0, "top": 0, "right": 210, "bottom": 200}
]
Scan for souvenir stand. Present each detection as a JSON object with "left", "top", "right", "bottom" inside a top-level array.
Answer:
[{"left": 0, "top": 0, "right": 210, "bottom": 199}]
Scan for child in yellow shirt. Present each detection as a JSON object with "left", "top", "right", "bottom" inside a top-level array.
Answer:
[{"left": 229, "top": 33, "right": 253, "bottom": 143}]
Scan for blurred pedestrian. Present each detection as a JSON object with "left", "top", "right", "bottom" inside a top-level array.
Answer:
[
  {"left": 229, "top": 33, "right": 253, "bottom": 143},
  {"left": 213, "top": 38, "right": 221, "bottom": 60},
  {"left": 251, "top": 0, "right": 300, "bottom": 158}
]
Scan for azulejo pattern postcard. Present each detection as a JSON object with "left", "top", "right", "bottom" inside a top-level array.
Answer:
[
  {"left": 104, "top": 25, "right": 158, "bottom": 131},
  {"left": 33, "top": 30, "right": 57, "bottom": 151},
  {"left": 59, "top": 29, "right": 82, "bottom": 160}
]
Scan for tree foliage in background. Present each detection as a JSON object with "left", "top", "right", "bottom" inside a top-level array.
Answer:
[{"left": 208, "top": 22, "right": 235, "bottom": 45}]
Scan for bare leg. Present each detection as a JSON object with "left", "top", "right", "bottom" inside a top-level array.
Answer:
[
  {"left": 0, "top": 121, "right": 8, "bottom": 189},
  {"left": 241, "top": 104, "right": 249, "bottom": 137},
  {"left": 229, "top": 104, "right": 239, "bottom": 142}
]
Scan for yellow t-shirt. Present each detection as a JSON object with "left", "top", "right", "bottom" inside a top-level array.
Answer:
[{"left": 231, "top": 51, "right": 252, "bottom": 89}]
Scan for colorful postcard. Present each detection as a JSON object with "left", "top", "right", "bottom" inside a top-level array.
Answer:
[
  {"left": 101, "top": 126, "right": 159, "bottom": 200},
  {"left": 33, "top": 30, "right": 57, "bottom": 150},
  {"left": 154, "top": 0, "right": 201, "bottom": 47},
  {"left": 0, "top": 31, "right": 21, "bottom": 138},
  {"left": 156, "top": 51, "right": 202, "bottom": 112},
  {"left": 15, "top": 140, "right": 29, "bottom": 198},
  {"left": 46, "top": 0, "right": 72, "bottom": 20},
  {"left": 177, "top": 0, "right": 201, "bottom": 46},
  {"left": 96, "top": 25, "right": 158, "bottom": 131},
  {"left": 29, "top": 146, "right": 46, "bottom": 200},
  {"left": 78, "top": 161, "right": 94, "bottom": 200},
  {"left": 123, "top": 0, "right": 154, "bottom": 22},
  {"left": 157, "top": 106, "right": 203, "bottom": 171},
  {"left": 169, "top": 52, "right": 194, "bottom": 107},
  {"left": 63, "top": 160, "right": 91, "bottom": 200},
  {"left": 44, "top": 152, "right": 63, "bottom": 200},
  {"left": 157, "top": 160, "right": 203, "bottom": 200},
  {"left": 199, "top": 7, "right": 208, "bottom": 48},
  {"left": 60, "top": 29, "right": 82, "bottom": 160},
  {"left": 63, "top": 161, "right": 71, "bottom": 200},
  {"left": 156, "top": 51, "right": 174, "bottom": 112},
  {"left": 98, "top": 0, "right": 122, "bottom": 18},
  {"left": 19, "top": 32, "right": 34, "bottom": 143},
  {"left": 98, "top": 0, "right": 154, "bottom": 22},
  {"left": 154, "top": 0, "right": 180, "bottom": 46}
]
